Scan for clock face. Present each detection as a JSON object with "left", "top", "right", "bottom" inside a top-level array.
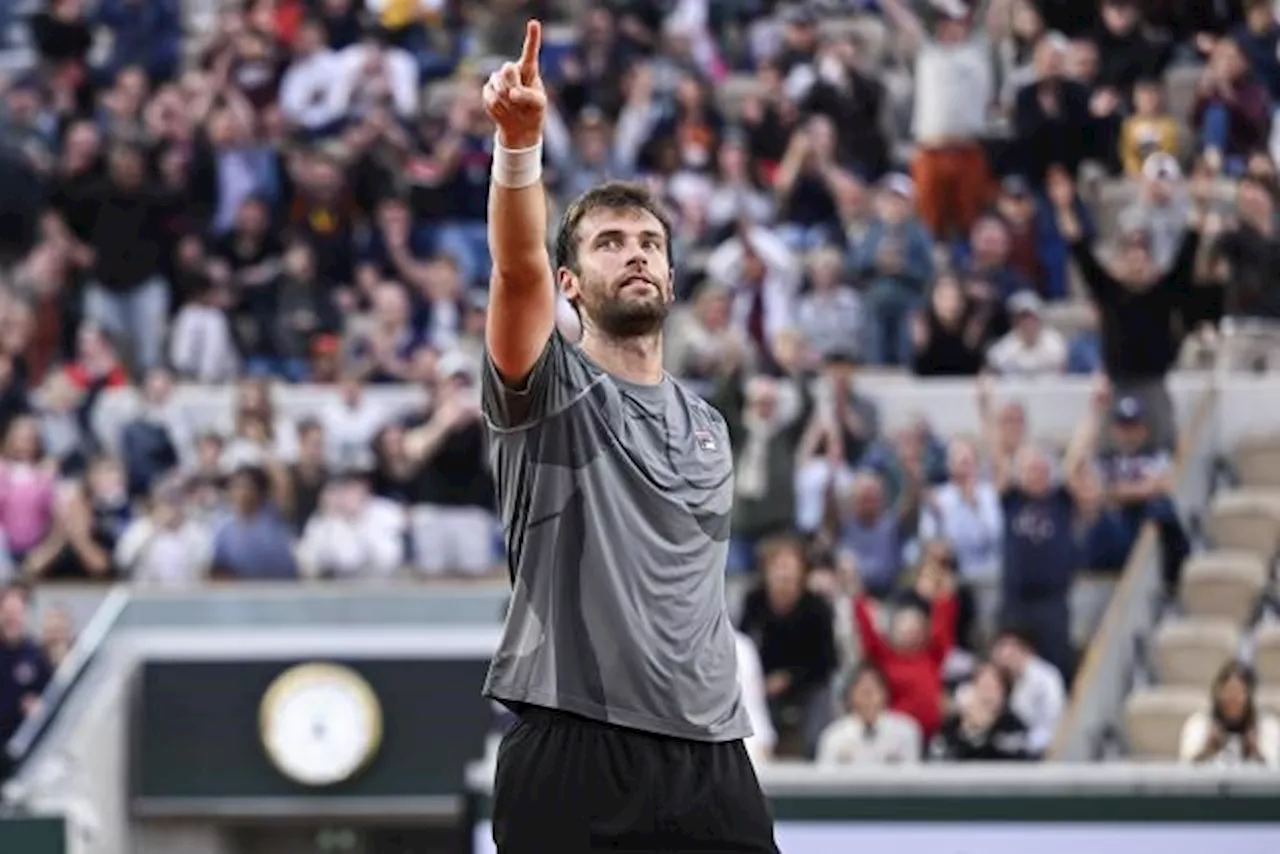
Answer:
[{"left": 259, "top": 664, "right": 384, "bottom": 787}]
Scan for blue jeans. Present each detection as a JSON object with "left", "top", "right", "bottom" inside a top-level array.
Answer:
[
  {"left": 1120, "top": 495, "right": 1190, "bottom": 589},
  {"left": 1200, "top": 102, "right": 1246, "bottom": 175},
  {"left": 864, "top": 279, "right": 919, "bottom": 366},
  {"left": 435, "top": 221, "right": 490, "bottom": 287},
  {"left": 1084, "top": 510, "right": 1133, "bottom": 571},
  {"left": 244, "top": 356, "right": 310, "bottom": 383},
  {"left": 83, "top": 276, "right": 170, "bottom": 371}
]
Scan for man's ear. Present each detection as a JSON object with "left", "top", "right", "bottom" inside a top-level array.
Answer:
[{"left": 557, "top": 266, "right": 580, "bottom": 303}]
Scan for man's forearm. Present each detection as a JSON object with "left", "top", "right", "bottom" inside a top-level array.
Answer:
[{"left": 488, "top": 178, "right": 549, "bottom": 282}]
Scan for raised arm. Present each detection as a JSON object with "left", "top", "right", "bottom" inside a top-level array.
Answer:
[{"left": 484, "top": 21, "right": 558, "bottom": 386}]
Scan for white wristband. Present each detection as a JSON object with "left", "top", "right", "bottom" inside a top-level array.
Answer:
[{"left": 492, "top": 135, "right": 543, "bottom": 189}]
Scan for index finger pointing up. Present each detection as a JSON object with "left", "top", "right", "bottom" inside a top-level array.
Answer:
[{"left": 518, "top": 20, "right": 542, "bottom": 81}]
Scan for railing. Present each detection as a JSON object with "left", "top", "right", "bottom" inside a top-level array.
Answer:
[{"left": 3, "top": 587, "right": 131, "bottom": 776}]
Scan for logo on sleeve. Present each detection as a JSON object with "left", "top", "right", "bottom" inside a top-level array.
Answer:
[{"left": 694, "top": 430, "right": 717, "bottom": 451}]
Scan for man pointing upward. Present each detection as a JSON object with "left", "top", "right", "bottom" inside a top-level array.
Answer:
[{"left": 479, "top": 19, "right": 780, "bottom": 854}]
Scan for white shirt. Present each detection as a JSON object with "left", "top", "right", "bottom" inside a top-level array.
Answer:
[
  {"left": 987, "top": 327, "right": 1068, "bottom": 377},
  {"left": 1179, "top": 710, "right": 1280, "bottom": 767},
  {"left": 321, "top": 398, "right": 394, "bottom": 469},
  {"left": 115, "top": 517, "right": 214, "bottom": 587},
  {"left": 279, "top": 50, "right": 348, "bottom": 129},
  {"left": 734, "top": 632, "right": 776, "bottom": 765},
  {"left": 333, "top": 43, "right": 419, "bottom": 118},
  {"left": 297, "top": 497, "right": 406, "bottom": 579},
  {"left": 169, "top": 304, "right": 239, "bottom": 383},
  {"left": 919, "top": 481, "right": 1004, "bottom": 584},
  {"left": 912, "top": 37, "right": 993, "bottom": 142},
  {"left": 954, "top": 654, "right": 1065, "bottom": 754},
  {"left": 705, "top": 226, "right": 800, "bottom": 345},
  {"left": 816, "top": 711, "right": 923, "bottom": 765}
]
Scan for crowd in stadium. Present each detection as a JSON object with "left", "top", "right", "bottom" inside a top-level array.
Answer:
[{"left": 1, "top": 0, "right": 1280, "bottom": 766}]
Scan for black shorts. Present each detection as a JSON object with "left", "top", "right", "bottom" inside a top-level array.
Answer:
[{"left": 491, "top": 706, "right": 779, "bottom": 854}]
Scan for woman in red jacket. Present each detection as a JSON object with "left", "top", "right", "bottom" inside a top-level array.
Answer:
[{"left": 850, "top": 548, "right": 958, "bottom": 738}]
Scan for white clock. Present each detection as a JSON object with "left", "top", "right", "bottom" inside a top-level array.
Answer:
[{"left": 258, "top": 663, "right": 384, "bottom": 787}]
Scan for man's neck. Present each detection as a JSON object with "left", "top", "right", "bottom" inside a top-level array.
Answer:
[{"left": 581, "top": 331, "right": 664, "bottom": 385}]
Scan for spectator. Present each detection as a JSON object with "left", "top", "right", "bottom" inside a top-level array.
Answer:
[
  {"left": 297, "top": 468, "right": 405, "bottom": 579},
  {"left": 795, "top": 245, "right": 863, "bottom": 362},
  {"left": 1180, "top": 661, "right": 1280, "bottom": 766},
  {"left": 1098, "top": 396, "right": 1191, "bottom": 592},
  {"left": 211, "top": 465, "right": 298, "bottom": 580},
  {"left": 836, "top": 470, "right": 903, "bottom": 598},
  {"left": 852, "top": 174, "right": 935, "bottom": 366},
  {"left": 985, "top": 624, "right": 1067, "bottom": 755},
  {"left": 69, "top": 142, "right": 175, "bottom": 371},
  {"left": 705, "top": 223, "right": 801, "bottom": 361},
  {"left": 1066, "top": 302, "right": 1105, "bottom": 374},
  {"left": 1012, "top": 34, "right": 1093, "bottom": 185},
  {"left": 404, "top": 353, "right": 495, "bottom": 577},
  {"left": 881, "top": 0, "right": 996, "bottom": 240},
  {"left": 910, "top": 273, "right": 991, "bottom": 376},
  {"left": 930, "top": 659, "right": 1032, "bottom": 760},
  {"left": 277, "top": 419, "right": 331, "bottom": 534},
  {"left": 1120, "top": 77, "right": 1182, "bottom": 177},
  {"left": 1231, "top": 0, "right": 1280, "bottom": 105},
  {"left": 795, "top": 348, "right": 881, "bottom": 533},
  {"left": 716, "top": 354, "right": 812, "bottom": 574},
  {"left": 1194, "top": 36, "right": 1271, "bottom": 175},
  {"left": 0, "top": 416, "right": 58, "bottom": 572},
  {"left": 1202, "top": 173, "right": 1280, "bottom": 325},
  {"left": 0, "top": 585, "right": 52, "bottom": 747},
  {"left": 851, "top": 554, "right": 957, "bottom": 738},
  {"left": 1048, "top": 168, "right": 1202, "bottom": 450},
  {"left": 816, "top": 663, "right": 923, "bottom": 765},
  {"left": 1119, "top": 153, "right": 1193, "bottom": 271},
  {"left": 665, "top": 283, "right": 749, "bottom": 397},
  {"left": 738, "top": 536, "right": 839, "bottom": 757},
  {"left": 986, "top": 291, "right": 1069, "bottom": 376},
  {"left": 919, "top": 441, "right": 1004, "bottom": 648},
  {"left": 993, "top": 380, "right": 1105, "bottom": 678},
  {"left": 115, "top": 475, "right": 212, "bottom": 586}
]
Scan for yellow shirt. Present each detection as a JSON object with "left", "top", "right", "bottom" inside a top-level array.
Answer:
[{"left": 1120, "top": 115, "right": 1181, "bottom": 177}]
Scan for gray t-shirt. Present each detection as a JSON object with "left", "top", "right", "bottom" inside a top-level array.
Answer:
[{"left": 482, "top": 330, "right": 751, "bottom": 742}]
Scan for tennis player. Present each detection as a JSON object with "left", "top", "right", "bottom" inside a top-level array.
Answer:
[{"left": 479, "top": 19, "right": 779, "bottom": 854}]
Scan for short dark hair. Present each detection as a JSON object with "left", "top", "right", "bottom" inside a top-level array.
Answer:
[{"left": 553, "top": 181, "right": 674, "bottom": 274}]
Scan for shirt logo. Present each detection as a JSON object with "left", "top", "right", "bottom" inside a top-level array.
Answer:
[{"left": 694, "top": 430, "right": 717, "bottom": 451}]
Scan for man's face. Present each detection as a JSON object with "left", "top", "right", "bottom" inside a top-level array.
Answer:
[
  {"left": 561, "top": 207, "right": 673, "bottom": 339},
  {"left": 0, "top": 591, "right": 27, "bottom": 642}
]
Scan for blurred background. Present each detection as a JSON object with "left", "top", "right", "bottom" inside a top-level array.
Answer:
[{"left": 1, "top": 0, "right": 1280, "bottom": 851}]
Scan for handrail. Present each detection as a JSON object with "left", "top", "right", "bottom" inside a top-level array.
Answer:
[
  {"left": 4, "top": 585, "right": 132, "bottom": 766},
  {"left": 1047, "top": 383, "right": 1217, "bottom": 760}
]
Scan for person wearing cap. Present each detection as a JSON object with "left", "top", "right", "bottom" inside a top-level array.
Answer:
[
  {"left": 852, "top": 173, "right": 934, "bottom": 365},
  {"left": 1048, "top": 167, "right": 1205, "bottom": 451},
  {"left": 880, "top": 0, "right": 997, "bottom": 240},
  {"left": 986, "top": 290, "right": 1068, "bottom": 377},
  {"left": 1118, "top": 152, "right": 1192, "bottom": 271},
  {"left": 1097, "top": 395, "right": 1190, "bottom": 592}
]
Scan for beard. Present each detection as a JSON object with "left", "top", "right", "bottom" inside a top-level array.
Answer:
[{"left": 579, "top": 271, "right": 670, "bottom": 339}]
